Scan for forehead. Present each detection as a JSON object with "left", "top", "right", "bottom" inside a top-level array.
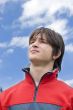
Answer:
[{"left": 30, "top": 33, "right": 47, "bottom": 40}]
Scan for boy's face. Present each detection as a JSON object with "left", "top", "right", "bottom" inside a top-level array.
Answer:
[{"left": 28, "top": 34, "right": 54, "bottom": 65}]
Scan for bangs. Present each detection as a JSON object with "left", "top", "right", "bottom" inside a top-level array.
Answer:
[{"left": 29, "top": 31, "right": 49, "bottom": 44}]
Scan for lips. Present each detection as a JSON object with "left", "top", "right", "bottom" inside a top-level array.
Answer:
[{"left": 30, "top": 49, "right": 39, "bottom": 53}]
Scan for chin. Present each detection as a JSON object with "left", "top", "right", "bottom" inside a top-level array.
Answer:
[
  {"left": 29, "top": 54, "right": 38, "bottom": 58},
  {"left": 29, "top": 57, "right": 38, "bottom": 61},
  {"left": 29, "top": 56, "right": 40, "bottom": 61}
]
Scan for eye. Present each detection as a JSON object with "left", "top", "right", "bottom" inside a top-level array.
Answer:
[
  {"left": 40, "top": 39, "right": 48, "bottom": 43},
  {"left": 29, "top": 39, "right": 35, "bottom": 44}
]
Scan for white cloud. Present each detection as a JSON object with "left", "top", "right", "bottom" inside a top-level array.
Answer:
[
  {"left": 6, "top": 48, "right": 14, "bottom": 54},
  {"left": 0, "top": 42, "right": 7, "bottom": 48},
  {"left": 19, "top": 0, "right": 55, "bottom": 26},
  {"left": 47, "top": 19, "right": 68, "bottom": 36},
  {"left": 0, "top": 37, "right": 29, "bottom": 62},
  {"left": 0, "top": 36, "right": 29, "bottom": 49},
  {"left": 19, "top": 0, "right": 73, "bottom": 24},
  {"left": 65, "top": 44, "right": 73, "bottom": 52},
  {"left": 20, "top": 0, "right": 48, "bottom": 20},
  {"left": 9, "top": 36, "right": 29, "bottom": 48},
  {"left": 20, "top": 0, "right": 73, "bottom": 19}
]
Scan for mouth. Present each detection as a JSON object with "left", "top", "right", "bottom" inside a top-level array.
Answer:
[{"left": 30, "top": 49, "right": 39, "bottom": 53}]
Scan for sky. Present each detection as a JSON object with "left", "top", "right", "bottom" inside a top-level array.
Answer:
[{"left": 0, "top": 0, "right": 73, "bottom": 90}]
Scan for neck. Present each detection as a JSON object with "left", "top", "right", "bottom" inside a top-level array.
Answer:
[{"left": 30, "top": 62, "right": 54, "bottom": 86}]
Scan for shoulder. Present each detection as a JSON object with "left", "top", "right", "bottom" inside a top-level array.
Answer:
[
  {"left": 0, "top": 79, "right": 26, "bottom": 100},
  {"left": 56, "top": 79, "right": 73, "bottom": 93}
]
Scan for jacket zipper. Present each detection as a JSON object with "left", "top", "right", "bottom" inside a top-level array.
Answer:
[
  {"left": 33, "top": 73, "right": 50, "bottom": 101},
  {"left": 33, "top": 86, "right": 38, "bottom": 101},
  {"left": 33, "top": 73, "right": 47, "bottom": 101}
]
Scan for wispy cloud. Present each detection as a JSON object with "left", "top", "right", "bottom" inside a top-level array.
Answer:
[
  {"left": 65, "top": 44, "right": 73, "bottom": 52},
  {"left": 9, "top": 36, "right": 29, "bottom": 48},
  {"left": 47, "top": 19, "right": 68, "bottom": 36},
  {"left": 19, "top": 0, "right": 73, "bottom": 25},
  {"left": 0, "top": 42, "right": 8, "bottom": 48},
  {"left": 6, "top": 48, "right": 14, "bottom": 54},
  {"left": 19, "top": 0, "right": 73, "bottom": 20},
  {"left": 0, "top": 36, "right": 29, "bottom": 69},
  {"left": 0, "top": 36, "right": 29, "bottom": 55}
]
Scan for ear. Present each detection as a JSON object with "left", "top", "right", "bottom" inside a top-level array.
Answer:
[{"left": 53, "top": 51, "right": 61, "bottom": 60}]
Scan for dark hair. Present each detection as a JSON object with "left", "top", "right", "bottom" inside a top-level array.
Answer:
[{"left": 29, "top": 27, "right": 65, "bottom": 71}]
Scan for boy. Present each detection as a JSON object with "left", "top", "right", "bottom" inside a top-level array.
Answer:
[{"left": 0, "top": 27, "right": 73, "bottom": 110}]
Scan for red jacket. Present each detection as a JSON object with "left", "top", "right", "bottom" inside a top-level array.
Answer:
[{"left": 0, "top": 68, "right": 73, "bottom": 110}]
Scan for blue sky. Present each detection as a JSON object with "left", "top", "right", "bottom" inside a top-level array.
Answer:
[{"left": 0, "top": 0, "right": 73, "bottom": 90}]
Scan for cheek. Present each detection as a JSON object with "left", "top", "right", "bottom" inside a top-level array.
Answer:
[{"left": 42, "top": 46, "right": 53, "bottom": 56}]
